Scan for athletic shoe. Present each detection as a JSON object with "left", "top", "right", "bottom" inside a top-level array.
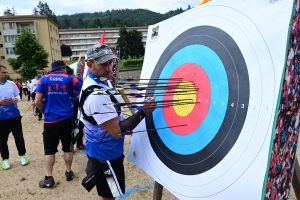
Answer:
[
  {"left": 39, "top": 177, "right": 55, "bottom": 188},
  {"left": 76, "top": 144, "right": 85, "bottom": 150},
  {"left": 2, "top": 159, "right": 10, "bottom": 170},
  {"left": 65, "top": 171, "right": 74, "bottom": 181},
  {"left": 33, "top": 112, "right": 38, "bottom": 116},
  {"left": 38, "top": 117, "right": 43, "bottom": 121},
  {"left": 31, "top": 111, "right": 34, "bottom": 114},
  {"left": 20, "top": 155, "right": 29, "bottom": 166}
]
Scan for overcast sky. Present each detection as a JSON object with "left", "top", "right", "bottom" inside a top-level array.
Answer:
[{"left": 0, "top": 0, "right": 198, "bottom": 16}]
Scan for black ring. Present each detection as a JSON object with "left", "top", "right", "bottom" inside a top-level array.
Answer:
[{"left": 145, "top": 26, "right": 250, "bottom": 175}]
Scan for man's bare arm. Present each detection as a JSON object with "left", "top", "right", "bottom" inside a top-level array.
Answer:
[{"left": 35, "top": 93, "right": 44, "bottom": 113}]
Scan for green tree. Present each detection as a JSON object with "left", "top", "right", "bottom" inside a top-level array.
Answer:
[
  {"left": 117, "top": 27, "right": 129, "bottom": 59},
  {"left": 33, "top": 1, "right": 59, "bottom": 26},
  {"left": 117, "top": 27, "right": 144, "bottom": 59},
  {"left": 32, "top": 7, "right": 38, "bottom": 15},
  {"left": 7, "top": 29, "right": 49, "bottom": 79},
  {"left": 3, "top": 6, "right": 16, "bottom": 16},
  {"left": 63, "top": 18, "right": 70, "bottom": 28},
  {"left": 127, "top": 29, "right": 144, "bottom": 58},
  {"left": 77, "top": 18, "right": 85, "bottom": 28},
  {"left": 89, "top": 17, "right": 102, "bottom": 28}
]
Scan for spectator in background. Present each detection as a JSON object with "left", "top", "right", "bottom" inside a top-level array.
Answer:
[
  {"left": 0, "top": 65, "right": 29, "bottom": 170},
  {"left": 31, "top": 76, "right": 38, "bottom": 113},
  {"left": 35, "top": 60, "right": 82, "bottom": 188},
  {"left": 66, "top": 66, "right": 85, "bottom": 150},
  {"left": 27, "top": 80, "right": 31, "bottom": 102},
  {"left": 15, "top": 79, "right": 22, "bottom": 100},
  {"left": 22, "top": 81, "right": 28, "bottom": 96}
]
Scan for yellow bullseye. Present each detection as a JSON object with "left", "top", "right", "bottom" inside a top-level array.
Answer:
[{"left": 173, "top": 81, "right": 196, "bottom": 117}]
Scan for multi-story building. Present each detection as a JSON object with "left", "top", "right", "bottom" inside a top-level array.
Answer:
[
  {"left": 59, "top": 26, "right": 148, "bottom": 59},
  {"left": 0, "top": 14, "right": 61, "bottom": 78}
]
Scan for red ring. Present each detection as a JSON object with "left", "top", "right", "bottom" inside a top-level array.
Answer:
[{"left": 162, "top": 63, "right": 211, "bottom": 135}]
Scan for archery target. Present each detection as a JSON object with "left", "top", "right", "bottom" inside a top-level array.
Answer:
[
  {"left": 128, "top": 1, "right": 293, "bottom": 199},
  {"left": 146, "top": 26, "right": 250, "bottom": 174}
]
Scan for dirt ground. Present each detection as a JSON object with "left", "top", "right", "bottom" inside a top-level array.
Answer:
[{"left": 0, "top": 98, "right": 298, "bottom": 200}]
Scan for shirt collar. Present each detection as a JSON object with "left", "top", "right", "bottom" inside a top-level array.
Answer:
[
  {"left": 50, "top": 72, "right": 65, "bottom": 74},
  {"left": 88, "top": 71, "right": 108, "bottom": 86},
  {"left": 0, "top": 79, "right": 7, "bottom": 85}
]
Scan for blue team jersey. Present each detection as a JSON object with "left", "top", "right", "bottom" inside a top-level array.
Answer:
[
  {"left": 82, "top": 74, "right": 125, "bottom": 161},
  {"left": 36, "top": 72, "right": 82, "bottom": 123}
]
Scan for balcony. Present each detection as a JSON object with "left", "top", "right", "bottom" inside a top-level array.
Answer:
[{"left": 17, "top": 28, "right": 36, "bottom": 34}]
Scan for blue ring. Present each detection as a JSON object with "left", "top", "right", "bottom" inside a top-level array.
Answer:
[{"left": 152, "top": 44, "right": 229, "bottom": 155}]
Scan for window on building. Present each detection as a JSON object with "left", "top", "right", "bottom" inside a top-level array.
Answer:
[
  {"left": 108, "top": 39, "right": 112, "bottom": 42},
  {"left": 2, "top": 22, "right": 17, "bottom": 30},
  {"left": 56, "top": 29, "right": 58, "bottom": 35},
  {"left": 0, "top": 32, "right": 2, "bottom": 35},
  {"left": 52, "top": 48, "right": 55, "bottom": 55},
  {"left": 86, "top": 34, "right": 91, "bottom": 37},
  {"left": 10, "top": 23, "right": 17, "bottom": 29},
  {"left": 80, "top": 46, "right": 85, "bottom": 49},
  {"left": 4, "top": 35, "right": 17, "bottom": 43},
  {"left": 107, "top": 33, "right": 112, "bottom": 36},
  {"left": 94, "top": 33, "right": 98, "bottom": 36},
  {"left": 1, "top": 56, "right": 5, "bottom": 60},
  {"left": 114, "top": 33, "right": 118, "bottom": 36},
  {"left": 73, "top": 34, "right": 76, "bottom": 37},
  {"left": 80, "top": 40, "right": 84, "bottom": 43},
  {"left": 50, "top": 25, "right": 52, "bottom": 31},
  {"left": 87, "top": 39, "right": 92, "bottom": 42},
  {"left": 51, "top": 37, "right": 53, "bottom": 43},
  {"left": 0, "top": 44, "right": 3, "bottom": 47},
  {"left": 6, "top": 47, "right": 15, "bottom": 55},
  {"left": 57, "top": 40, "right": 59, "bottom": 46},
  {"left": 79, "top": 34, "right": 84, "bottom": 37}
]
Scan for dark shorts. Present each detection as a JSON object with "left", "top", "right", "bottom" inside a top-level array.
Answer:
[
  {"left": 88, "top": 155, "right": 125, "bottom": 198},
  {"left": 43, "top": 117, "right": 73, "bottom": 155},
  {"left": 31, "top": 92, "right": 36, "bottom": 101}
]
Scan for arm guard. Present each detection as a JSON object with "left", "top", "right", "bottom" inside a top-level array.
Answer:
[{"left": 119, "top": 110, "right": 146, "bottom": 136}]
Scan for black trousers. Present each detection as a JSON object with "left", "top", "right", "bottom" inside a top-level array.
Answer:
[
  {"left": 19, "top": 90, "right": 22, "bottom": 100},
  {"left": 0, "top": 117, "right": 26, "bottom": 160},
  {"left": 22, "top": 88, "right": 28, "bottom": 96},
  {"left": 35, "top": 107, "right": 42, "bottom": 119},
  {"left": 27, "top": 92, "right": 31, "bottom": 101}
]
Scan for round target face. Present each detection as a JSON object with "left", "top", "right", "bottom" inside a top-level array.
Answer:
[
  {"left": 145, "top": 26, "right": 250, "bottom": 175},
  {"left": 128, "top": 3, "right": 281, "bottom": 199}
]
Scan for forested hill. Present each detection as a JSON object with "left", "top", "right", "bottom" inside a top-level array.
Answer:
[{"left": 57, "top": 6, "right": 192, "bottom": 29}]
